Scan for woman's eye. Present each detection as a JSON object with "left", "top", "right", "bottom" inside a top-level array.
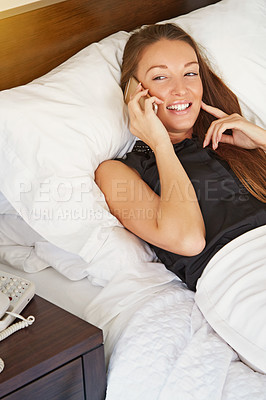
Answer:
[
  {"left": 185, "top": 72, "right": 198, "bottom": 76},
  {"left": 153, "top": 76, "right": 166, "bottom": 80}
]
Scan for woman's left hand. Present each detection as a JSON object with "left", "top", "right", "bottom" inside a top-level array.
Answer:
[{"left": 202, "top": 102, "right": 266, "bottom": 151}]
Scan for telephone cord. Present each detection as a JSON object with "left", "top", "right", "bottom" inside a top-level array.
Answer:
[
  {"left": 0, "top": 312, "right": 35, "bottom": 373},
  {"left": 0, "top": 357, "right": 4, "bottom": 373},
  {"left": 0, "top": 312, "right": 35, "bottom": 341}
]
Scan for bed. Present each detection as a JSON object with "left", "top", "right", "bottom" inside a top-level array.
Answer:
[{"left": 0, "top": 0, "right": 266, "bottom": 398}]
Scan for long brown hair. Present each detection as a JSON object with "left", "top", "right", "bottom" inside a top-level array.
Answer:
[{"left": 121, "top": 23, "right": 266, "bottom": 202}]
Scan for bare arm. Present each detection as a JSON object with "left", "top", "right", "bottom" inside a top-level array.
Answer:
[{"left": 95, "top": 157, "right": 205, "bottom": 256}]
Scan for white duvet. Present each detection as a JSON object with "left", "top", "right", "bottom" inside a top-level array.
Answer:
[
  {"left": 84, "top": 228, "right": 266, "bottom": 400},
  {"left": 103, "top": 281, "right": 266, "bottom": 400}
]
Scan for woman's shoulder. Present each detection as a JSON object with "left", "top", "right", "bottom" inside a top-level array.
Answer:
[{"left": 95, "top": 158, "right": 141, "bottom": 187}]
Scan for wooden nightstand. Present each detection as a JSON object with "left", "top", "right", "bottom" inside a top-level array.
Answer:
[{"left": 0, "top": 295, "right": 106, "bottom": 399}]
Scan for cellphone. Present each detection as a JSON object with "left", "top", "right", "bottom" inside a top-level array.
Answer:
[{"left": 124, "top": 76, "right": 158, "bottom": 114}]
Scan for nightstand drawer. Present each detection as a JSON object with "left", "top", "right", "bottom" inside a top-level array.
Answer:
[{"left": 2, "top": 358, "right": 84, "bottom": 400}]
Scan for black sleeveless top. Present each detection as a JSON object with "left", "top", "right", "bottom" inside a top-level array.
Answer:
[{"left": 118, "top": 136, "right": 266, "bottom": 291}]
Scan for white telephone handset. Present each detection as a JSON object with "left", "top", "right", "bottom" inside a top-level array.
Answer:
[
  {"left": 0, "top": 291, "right": 10, "bottom": 320},
  {"left": 0, "top": 270, "right": 35, "bottom": 373}
]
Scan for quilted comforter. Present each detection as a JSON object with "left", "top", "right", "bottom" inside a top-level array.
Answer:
[
  {"left": 105, "top": 280, "right": 266, "bottom": 399},
  {"left": 85, "top": 230, "right": 266, "bottom": 400}
]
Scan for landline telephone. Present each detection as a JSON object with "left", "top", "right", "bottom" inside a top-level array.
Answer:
[{"left": 0, "top": 270, "right": 35, "bottom": 373}]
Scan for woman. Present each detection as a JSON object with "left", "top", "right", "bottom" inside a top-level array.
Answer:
[{"left": 95, "top": 23, "right": 266, "bottom": 291}]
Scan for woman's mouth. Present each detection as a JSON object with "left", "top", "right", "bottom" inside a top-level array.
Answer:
[{"left": 166, "top": 102, "right": 192, "bottom": 111}]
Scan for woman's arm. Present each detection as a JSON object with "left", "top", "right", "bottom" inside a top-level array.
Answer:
[
  {"left": 95, "top": 86, "right": 205, "bottom": 256},
  {"left": 95, "top": 157, "right": 205, "bottom": 256},
  {"left": 202, "top": 102, "right": 266, "bottom": 151}
]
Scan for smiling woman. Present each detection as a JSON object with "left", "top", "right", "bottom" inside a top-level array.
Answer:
[
  {"left": 135, "top": 39, "right": 203, "bottom": 142},
  {"left": 95, "top": 23, "right": 266, "bottom": 292}
]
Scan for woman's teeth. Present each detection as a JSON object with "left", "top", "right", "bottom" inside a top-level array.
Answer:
[{"left": 167, "top": 103, "right": 190, "bottom": 111}]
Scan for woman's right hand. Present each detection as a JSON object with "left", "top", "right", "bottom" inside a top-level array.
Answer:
[{"left": 128, "top": 83, "right": 170, "bottom": 151}]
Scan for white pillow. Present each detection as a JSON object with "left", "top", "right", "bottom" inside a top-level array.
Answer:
[
  {"left": 195, "top": 225, "right": 266, "bottom": 374},
  {"left": 0, "top": 0, "right": 265, "bottom": 272},
  {"left": 0, "top": 30, "right": 133, "bottom": 262}
]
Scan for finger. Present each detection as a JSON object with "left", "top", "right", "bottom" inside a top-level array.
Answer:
[
  {"left": 212, "top": 128, "right": 227, "bottom": 150},
  {"left": 204, "top": 119, "right": 235, "bottom": 149},
  {"left": 211, "top": 124, "right": 221, "bottom": 150},
  {"left": 201, "top": 101, "right": 228, "bottom": 119},
  {"left": 149, "top": 95, "right": 164, "bottom": 104},
  {"left": 203, "top": 115, "right": 235, "bottom": 148},
  {"left": 218, "top": 133, "right": 234, "bottom": 146},
  {"left": 203, "top": 122, "right": 216, "bottom": 148},
  {"left": 135, "top": 88, "right": 149, "bottom": 100},
  {"left": 144, "top": 95, "right": 164, "bottom": 111},
  {"left": 203, "top": 120, "right": 224, "bottom": 149},
  {"left": 129, "top": 89, "right": 149, "bottom": 112}
]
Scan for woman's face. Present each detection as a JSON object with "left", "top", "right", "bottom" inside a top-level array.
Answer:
[{"left": 136, "top": 39, "right": 203, "bottom": 143}]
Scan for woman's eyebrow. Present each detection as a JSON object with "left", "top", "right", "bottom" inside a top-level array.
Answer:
[
  {"left": 145, "top": 65, "right": 168, "bottom": 75},
  {"left": 145, "top": 61, "right": 199, "bottom": 75},
  {"left": 185, "top": 61, "right": 199, "bottom": 67}
]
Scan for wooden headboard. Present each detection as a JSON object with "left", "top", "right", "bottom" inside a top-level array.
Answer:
[{"left": 0, "top": 0, "right": 220, "bottom": 91}]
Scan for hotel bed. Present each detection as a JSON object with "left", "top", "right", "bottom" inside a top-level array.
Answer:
[{"left": 0, "top": 0, "right": 266, "bottom": 398}]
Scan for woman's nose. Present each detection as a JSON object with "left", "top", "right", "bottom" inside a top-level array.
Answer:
[{"left": 171, "top": 79, "right": 186, "bottom": 96}]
